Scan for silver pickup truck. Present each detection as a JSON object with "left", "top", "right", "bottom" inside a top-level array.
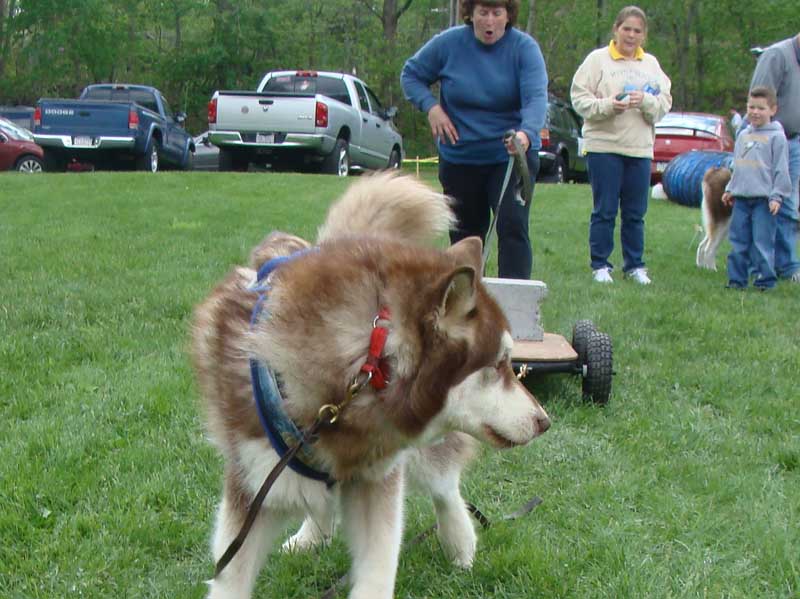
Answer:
[{"left": 208, "top": 70, "right": 403, "bottom": 175}]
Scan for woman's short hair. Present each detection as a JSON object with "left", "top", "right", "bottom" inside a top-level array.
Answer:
[
  {"left": 613, "top": 5, "right": 648, "bottom": 33},
  {"left": 460, "top": 0, "right": 520, "bottom": 27}
]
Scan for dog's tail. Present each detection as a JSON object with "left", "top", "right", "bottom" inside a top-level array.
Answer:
[{"left": 316, "top": 171, "right": 455, "bottom": 246}]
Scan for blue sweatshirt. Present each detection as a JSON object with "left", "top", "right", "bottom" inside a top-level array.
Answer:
[
  {"left": 401, "top": 25, "right": 548, "bottom": 164},
  {"left": 726, "top": 120, "right": 791, "bottom": 204}
]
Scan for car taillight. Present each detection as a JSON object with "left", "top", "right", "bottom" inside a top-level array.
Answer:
[
  {"left": 33, "top": 107, "right": 41, "bottom": 127},
  {"left": 315, "top": 101, "right": 328, "bottom": 128},
  {"left": 208, "top": 98, "right": 217, "bottom": 125},
  {"left": 540, "top": 127, "right": 550, "bottom": 148},
  {"left": 296, "top": 70, "right": 318, "bottom": 77},
  {"left": 128, "top": 109, "right": 139, "bottom": 130}
]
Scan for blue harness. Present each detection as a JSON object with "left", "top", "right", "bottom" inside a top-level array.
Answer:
[{"left": 248, "top": 251, "right": 334, "bottom": 485}]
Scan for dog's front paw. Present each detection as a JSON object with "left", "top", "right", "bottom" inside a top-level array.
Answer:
[
  {"left": 437, "top": 522, "right": 477, "bottom": 569},
  {"left": 281, "top": 517, "right": 331, "bottom": 553}
]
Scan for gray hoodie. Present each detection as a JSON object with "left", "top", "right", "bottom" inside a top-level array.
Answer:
[
  {"left": 726, "top": 120, "right": 791, "bottom": 204},
  {"left": 750, "top": 35, "right": 800, "bottom": 138}
]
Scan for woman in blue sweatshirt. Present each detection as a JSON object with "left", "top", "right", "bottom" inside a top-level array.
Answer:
[{"left": 400, "top": 0, "right": 547, "bottom": 279}]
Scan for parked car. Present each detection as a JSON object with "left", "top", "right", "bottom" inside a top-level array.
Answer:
[
  {"left": 192, "top": 132, "right": 219, "bottom": 171},
  {"left": 0, "top": 116, "right": 44, "bottom": 173},
  {"left": 537, "top": 95, "right": 587, "bottom": 183},
  {"left": 651, "top": 112, "right": 734, "bottom": 183},
  {"left": 208, "top": 70, "right": 403, "bottom": 174},
  {"left": 33, "top": 83, "right": 194, "bottom": 172}
]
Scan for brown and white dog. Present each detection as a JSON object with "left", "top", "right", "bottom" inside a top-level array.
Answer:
[
  {"left": 191, "top": 172, "right": 551, "bottom": 599},
  {"left": 696, "top": 166, "right": 733, "bottom": 270}
]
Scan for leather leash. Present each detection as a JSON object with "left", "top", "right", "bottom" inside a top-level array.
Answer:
[
  {"left": 481, "top": 130, "right": 532, "bottom": 270},
  {"left": 214, "top": 374, "right": 373, "bottom": 578}
]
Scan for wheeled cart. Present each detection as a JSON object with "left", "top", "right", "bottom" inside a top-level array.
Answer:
[{"left": 484, "top": 278, "right": 613, "bottom": 404}]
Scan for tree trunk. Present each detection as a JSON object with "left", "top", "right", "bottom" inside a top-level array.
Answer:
[
  {"left": 525, "top": 0, "right": 536, "bottom": 36},
  {"left": 690, "top": 0, "right": 702, "bottom": 107},
  {"left": 595, "top": 0, "right": 605, "bottom": 48}
]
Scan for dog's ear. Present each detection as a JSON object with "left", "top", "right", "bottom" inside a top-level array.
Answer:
[
  {"left": 439, "top": 266, "right": 477, "bottom": 319},
  {"left": 437, "top": 237, "right": 482, "bottom": 321},
  {"left": 446, "top": 236, "right": 483, "bottom": 273}
]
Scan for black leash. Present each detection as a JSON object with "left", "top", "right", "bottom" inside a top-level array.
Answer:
[{"left": 319, "top": 494, "right": 542, "bottom": 599}]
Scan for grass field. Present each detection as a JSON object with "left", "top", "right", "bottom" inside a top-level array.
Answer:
[{"left": 1, "top": 170, "right": 798, "bottom": 598}]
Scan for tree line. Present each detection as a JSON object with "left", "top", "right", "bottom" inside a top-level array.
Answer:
[{"left": 0, "top": 0, "right": 796, "bottom": 156}]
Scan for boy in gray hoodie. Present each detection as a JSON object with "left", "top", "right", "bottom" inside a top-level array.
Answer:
[{"left": 723, "top": 86, "right": 792, "bottom": 290}]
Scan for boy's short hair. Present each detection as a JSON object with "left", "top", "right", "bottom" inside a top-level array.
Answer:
[{"left": 749, "top": 85, "right": 778, "bottom": 107}]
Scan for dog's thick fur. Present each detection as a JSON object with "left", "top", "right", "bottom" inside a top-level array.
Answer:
[
  {"left": 191, "top": 172, "right": 550, "bottom": 599},
  {"left": 696, "top": 167, "right": 733, "bottom": 270}
]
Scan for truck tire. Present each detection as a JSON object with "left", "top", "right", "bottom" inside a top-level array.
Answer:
[
  {"left": 136, "top": 140, "right": 160, "bottom": 172},
  {"left": 321, "top": 138, "right": 349, "bottom": 176},
  {"left": 42, "top": 150, "right": 66, "bottom": 172},
  {"left": 182, "top": 149, "right": 194, "bottom": 171},
  {"left": 553, "top": 154, "right": 566, "bottom": 183},
  {"left": 219, "top": 148, "right": 248, "bottom": 172},
  {"left": 387, "top": 148, "right": 401, "bottom": 170}
]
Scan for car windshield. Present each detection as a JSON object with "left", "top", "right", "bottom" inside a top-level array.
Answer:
[
  {"left": 656, "top": 113, "right": 719, "bottom": 135},
  {"left": 0, "top": 117, "right": 34, "bottom": 141}
]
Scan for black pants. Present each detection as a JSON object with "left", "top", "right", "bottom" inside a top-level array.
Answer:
[{"left": 439, "top": 153, "right": 539, "bottom": 279}]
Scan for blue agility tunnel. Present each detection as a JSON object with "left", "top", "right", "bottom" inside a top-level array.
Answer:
[{"left": 662, "top": 150, "right": 733, "bottom": 207}]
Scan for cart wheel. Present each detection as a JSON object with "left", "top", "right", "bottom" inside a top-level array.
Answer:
[
  {"left": 582, "top": 331, "right": 613, "bottom": 404},
  {"left": 571, "top": 319, "right": 596, "bottom": 365}
]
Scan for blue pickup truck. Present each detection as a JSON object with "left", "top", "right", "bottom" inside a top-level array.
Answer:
[{"left": 33, "top": 84, "right": 194, "bottom": 172}]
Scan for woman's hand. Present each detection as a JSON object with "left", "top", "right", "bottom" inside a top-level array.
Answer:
[
  {"left": 626, "top": 90, "right": 645, "bottom": 108},
  {"left": 504, "top": 130, "right": 530, "bottom": 155},
  {"left": 612, "top": 90, "right": 645, "bottom": 113},
  {"left": 427, "top": 104, "right": 459, "bottom": 145}
]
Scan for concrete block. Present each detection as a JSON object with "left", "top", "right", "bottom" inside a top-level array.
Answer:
[{"left": 482, "top": 277, "right": 548, "bottom": 341}]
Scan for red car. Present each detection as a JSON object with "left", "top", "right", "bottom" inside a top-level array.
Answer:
[
  {"left": 0, "top": 116, "right": 44, "bottom": 173},
  {"left": 651, "top": 112, "right": 734, "bottom": 183}
]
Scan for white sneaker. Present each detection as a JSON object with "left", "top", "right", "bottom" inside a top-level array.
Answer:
[
  {"left": 790, "top": 271, "right": 800, "bottom": 283},
  {"left": 625, "top": 267, "right": 652, "bottom": 285},
  {"left": 592, "top": 267, "right": 613, "bottom": 283}
]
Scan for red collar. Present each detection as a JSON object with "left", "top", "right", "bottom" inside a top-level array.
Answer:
[{"left": 360, "top": 307, "right": 391, "bottom": 390}]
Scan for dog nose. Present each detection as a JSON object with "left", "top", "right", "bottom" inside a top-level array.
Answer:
[{"left": 536, "top": 414, "right": 551, "bottom": 434}]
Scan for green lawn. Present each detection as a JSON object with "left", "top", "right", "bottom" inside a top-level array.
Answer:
[{"left": 1, "top": 171, "right": 797, "bottom": 598}]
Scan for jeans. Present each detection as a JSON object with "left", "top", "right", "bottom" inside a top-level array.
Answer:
[
  {"left": 439, "top": 153, "right": 539, "bottom": 279},
  {"left": 727, "top": 198, "right": 777, "bottom": 289},
  {"left": 775, "top": 135, "right": 800, "bottom": 278},
  {"left": 586, "top": 152, "right": 651, "bottom": 272}
]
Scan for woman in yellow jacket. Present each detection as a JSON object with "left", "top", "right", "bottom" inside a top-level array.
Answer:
[{"left": 571, "top": 5, "right": 671, "bottom": 284}]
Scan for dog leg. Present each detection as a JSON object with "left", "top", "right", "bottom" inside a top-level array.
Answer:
[
  {"left": 206, "top": 493, "right": 283, "bottom": 599},
  {"left": 705, "top": 218, "right": 731, "bottom": 271},
  {"left": 430, "top": 477, "right": 477, "bottom": 568},
  {"left": 340, "top": 467, "right": 404, "bottom": 599},
  {"left": 281, "top": 502, "right": 336, "bottom": 553},
  {"left": 696, "top": 235, "right": 710, "bottom": 268},
  {"left": 407, "top": 440, "right": 476, "bottom": 568}
]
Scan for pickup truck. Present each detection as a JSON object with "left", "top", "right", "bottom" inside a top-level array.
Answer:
[
  {"left": 33, "top": 84, "right": 194, "bottom": 172},
  {"left": 208, "top": 70, "right": 403, "bottom": 175}
]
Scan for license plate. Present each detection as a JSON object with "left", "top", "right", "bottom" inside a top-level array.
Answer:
[
  {"left": 256, "top": 133, "right": 274, "bottom": 144},
  {"left": 656, "top": 162, "right": 668, "bottom": 172},
  {"left": 73, "top": 136, "right": 93, "bottom": 146}
]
